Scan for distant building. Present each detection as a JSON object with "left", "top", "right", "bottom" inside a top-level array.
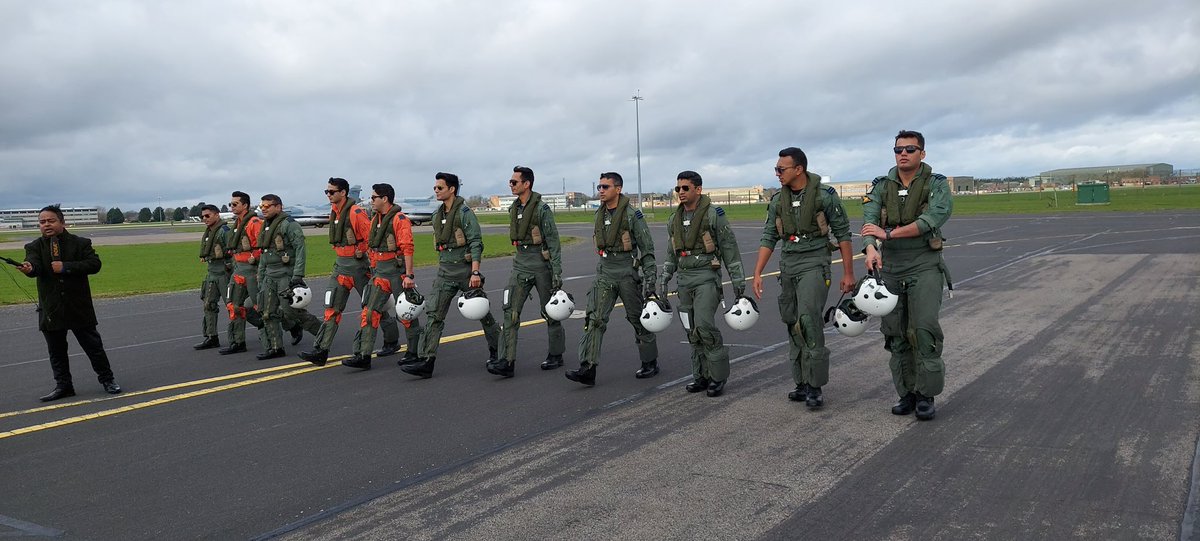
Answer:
[
  {"left": 1039, "top": 163, "right": 1173, "bottom": 184},
  {"left": 490, "top": 192, "right": 584, "bottom": 210},
  {"left": 0, "top": 207, "right": 100, "bottom": 228},
  {"left": 946, "top": 176, "right": 976, "bottom": 193}
]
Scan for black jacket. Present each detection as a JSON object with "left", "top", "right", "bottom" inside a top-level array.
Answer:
[{"left": 24, "top": 231, "right": 102, "bottom": 331}]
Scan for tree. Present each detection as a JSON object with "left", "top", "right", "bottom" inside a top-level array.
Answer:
[
  {"left": 152, "top": 207, "right": 165, "bottom": 222},
  {"left": 106, "top": 207, "right": 125, "bottom": 224},
  {"left": 138, "top": 207, "right": 153, "bottom": 222},
  {"left": 124, "top": 210, "right": 139, "bottom": 222},
  {"left": 189, "top": 203, "right": 205, "bottom": 217},
  {"left": 466, "top": 195, "right": 487, "bottom": 208},
  {"left": 96, "top": 207, "right": 107, "bottom": 223},
  {"left": 220, "top": 204, "right": 229, "bottom": 213},
  {"left": 172, "top": 207, "right": 186, "bottom": 221}
]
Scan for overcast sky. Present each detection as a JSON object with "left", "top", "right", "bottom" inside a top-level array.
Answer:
[{"left": 1, "top": 0, "right": 1197, "bottom": 211}]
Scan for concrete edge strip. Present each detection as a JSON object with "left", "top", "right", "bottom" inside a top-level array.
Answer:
[
  {"left": 1182, "top": 426, "right": 1200, "bottom": 541},
  {"left": 0, "top": 514, "right": 65, "bottom": 537}
]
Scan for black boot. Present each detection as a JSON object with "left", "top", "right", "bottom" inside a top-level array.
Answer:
[
  {"left": 540, "top": 354, "right": 564, "bottom": 370},
  {"left": 565, "top": 364, "right": 596, "bottom": 386},
  {"left": 634, "top": 360, "right": 659, "bottom": 379},
  {"left": 706, "top": 380, "right": 726, "bottom": 397},
  {"left": 218, "top": 342, "right": 247, "bottom": 355},
  {"left": 487, "top": 358, "right": 514, "bottom": 378},
  {"left": 401, "top": 357, "right": 436, "bottom": 379},
  {"left": 686, "top": 377, "right": 711, "bottom": 393},
  {"left": 788, "top": 384, "right": 809, "bottom": 402},
  {"left": 343, "top": 353, "right": 372, "bottom": 370},
  {"left": 397, "top": 350, "right": 421, "bottom": 366},
  {"left": 378, "top": 341, "right": 400, "bottom": 357},
  {"left": 193, "top": 336, "right": 221, "bottom": 350},
  {"left": 915, "top": 394, "right": 936, "bottom": 420},
  {"left": 256, "top": 348, "right": 286, "bottom": 360},
  {"left": 891, "top": 393, "right": 917, "bottom": 415},
  {"left": 805, "top": 386, "right": 824, "bottom": 409},
  {"left": 487, "top": 347, "right": 498, "bottom": 364},
  {"left": 298, "top": 349, "right": 329, "bottom": 367},
  {"left": 289, "top": 325, "right": 304, "bottom": 345}
]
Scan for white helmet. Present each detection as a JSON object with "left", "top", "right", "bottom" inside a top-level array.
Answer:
[
  {"left": 723, "top": 296, "right": 760, "bottom": 331},
  {"left": 830, "top": 297, "right": 870, "bottom": 337},
  {"left": 544, "top": 289, "right": 575, "bottom": 321},
  {"left": 457, "top": 288, "right": 491, "bottom": 320},
  {"left": 395, "top": 288, "right": 426, "bottom": 321},
  {"left": 855, "top": 273, "right": 898, "bottom": 317},
  {"left": 286, "top": 286, "right": 313, "bottom": 309},
  {"left": 640, "top": 297, "right": 674, "bottom": 333}
]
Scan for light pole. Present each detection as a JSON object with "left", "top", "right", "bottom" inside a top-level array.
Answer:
[{"left": 632, "top": 91, "right": 643, "bottom": 209}]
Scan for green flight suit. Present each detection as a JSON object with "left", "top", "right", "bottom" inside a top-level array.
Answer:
[
  {"left": 760, "top": 172, "right": 852, "bottom": 388},
  {"left": 578, "top": 194, "right": 658, "bottom": 368},
  {"left": 256, "top": 213, "right": 322, "bottom": 351},
  {"left": 497, "top": 192, "right": 564, "bottom": 365},
  {"left": 356, "top": 207, "right": 421, "bottom": 358},
  {"left": 416, "top": 197, "right": 500, "bottom": 360},
  {"left": 199, "top": 221, "right": 232, "bottom": 341},
  {"left": 862, "top": 163, "right": 954, "bottom": 398},
  {"left": 661, "top": 195, "right": 746, "bottom": 384}
]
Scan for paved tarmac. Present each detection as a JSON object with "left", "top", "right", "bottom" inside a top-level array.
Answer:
[{"left": 1, "top": 211, "right": 1198, "bottom": 540}]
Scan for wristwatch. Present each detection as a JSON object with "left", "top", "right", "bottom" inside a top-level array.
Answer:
[
  {"left": 885, "top": 228, "right": 893, "bottom": 240},
  {"left": 405, "top": 274, "right": 415, "bottom": 280},
  {"left": 471, "top": 270, "right": 482, "bottom": 276}
]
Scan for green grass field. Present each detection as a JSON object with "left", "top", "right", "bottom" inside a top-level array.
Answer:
[
  {"left": 0, "top": 233, "right": 542, "bottom": 305},
  {"left": 2, "top": 185, "right": 1195, "bottom": 305}
]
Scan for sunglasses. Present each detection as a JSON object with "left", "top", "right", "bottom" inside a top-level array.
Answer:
[
  {"left": 674, "top": 185, "right": 692, "bottom": 193},
  {"left": 894, "top": 145, "right": 923, "bottom": 155},
  {"left": 596, "top": 184, "right": 613, "bottom": 190},
  {"left": 229, "top": 201, "right": 241, "bottom": 207},
  {"left": 369, "top": 195, "right": 385, "bottom": 200},
  {"left": 259, "top": 203, "right": 277, "bottom": 210},
  {"left": 201, "top": 214, "right": 215, "bottom": 219},
  {"left": 324, "top": 189, "right": 342, "bottom": 195},
  {"left": 774, "top": 165, "right": 799, "bottom": 174},
  {"left": 433, "top": 185, "right": 447, "bottom": 191},
  {"left": 509, "top": 179, "right": 527, "bottom": 186}
]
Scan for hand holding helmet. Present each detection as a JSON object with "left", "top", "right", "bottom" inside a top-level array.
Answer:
[
  {"left": 723, "top": 295, "right": 759, "bottom": 331},
  {"left": 544, "top": 289, "right": 575, "bottom": 321},
  {"left": 639, "top": 295, "right": 674, "bottom": 333},
  {"left": 395, "top": 287, "right": 427, "bottom": 321},
  {"left": 854, "top": 271, "right": 897, "bottom": 317},
  {"left": 457, "top": 288, "right": 491, "bottom": 320}
]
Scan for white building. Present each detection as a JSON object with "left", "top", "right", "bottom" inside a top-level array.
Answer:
[{"left": 0, "top": 207, "right": 101, "bottom": 228}]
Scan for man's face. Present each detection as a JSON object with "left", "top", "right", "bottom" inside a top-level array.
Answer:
[
  {"left": 230, "top": 198, "right": 248, "bottom": 216},
  {"left": 260, "top": 199, "right": 281, "bottom": 219},
  {"left": 775, "top": 156, "right": 805, "bottom": 187},
  {"left": 326, "top": 183, "right": 346, "bottom": 205},
  {"left": 38, "top": 211, "right": 65, "bottom": 237},
  {"left": 202, "top": 209, "right": 221, "bottom": 227},
  {"left": 434, "top": 179, "right": 453, "bottom": 202},
  {"left": 370, "top": 191, "right": 389, "bottom": 213},
  {"left": 894, "top": 136, "right": 925, "bottom": 172},
  {"left": 675, "top": 179, "right": 700, "bottom": 206},
  {"left": 509, "top": 172, "right": 529, "bottom": 197},
  {"left": 597, "top": 177, "right": 622, "bottom": 205}
]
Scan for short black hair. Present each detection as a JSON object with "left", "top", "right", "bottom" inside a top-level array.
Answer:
[
  {"left": 896, "top": 130, "right": 925, "bottom": 149},
  {"left": 371, "top": 183, "right": 395, "bottom": 204},
  {"left": 232, "top": 191, "right": 251, "bottom": 207},
  {"left": 677, "top": 170, "right": 703, "bottom": 186},
  {"left": 778, "top": 147, "right": 808, "bottom": 170},
  {"left": 600, "top": 172, "right": 623, "bottom": 187},
  {"left": 200, "top": 204, "right": 220, "bottom": 215},
  {"left": 261, "top": 194, "right": 283, "bottom": 207},
  {"left": 39, "top": 204, "right": 64, "bottom": 221},
  {"left": 436, "top": 172, "right": 460, "bottom": 194},
  {"left": 513, "top": 165, "right": 535, "bottom": 188},
  {"left": 327, "top": 177, "right": 350, "bottom": 193}
]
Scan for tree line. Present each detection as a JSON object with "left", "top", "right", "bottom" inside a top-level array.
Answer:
[{"left": 98, "top": 203, "right": 230, "bottom": 224}]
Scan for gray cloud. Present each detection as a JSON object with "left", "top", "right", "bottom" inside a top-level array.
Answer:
[{"left": 0, "top": 0, "right": 1196, "bottom": 211}]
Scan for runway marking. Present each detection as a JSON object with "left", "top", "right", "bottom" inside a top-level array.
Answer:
[{"left": 0, "top": 513, "right": 66, "bottom": 537}]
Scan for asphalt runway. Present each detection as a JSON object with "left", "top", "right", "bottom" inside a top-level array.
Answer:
[{"left": 1, "top": 211, "right": 1198, "bottom": 540}]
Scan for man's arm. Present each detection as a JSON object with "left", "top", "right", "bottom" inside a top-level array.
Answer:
[
  {"left": 824, "top": 191, "right": 856, "bottom": 292},
  {"left": 752, "top": 198, "right": 779, "bottom": 299},
  {"left": 66, "top": 238, "right": 102, "bottom": 275},
  {"left": 542, "top": 204, "right": 563, "bottom": 283},
  {"left": 288, "top": 222, "right": 307, "bottom": 282},
  {"left": 715, "top": 211, "right": 746, "bottom": 295}
]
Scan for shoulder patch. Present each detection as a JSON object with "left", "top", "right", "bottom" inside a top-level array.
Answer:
[
  {"left": 770, "top": 191, "right": 781, "bottom": 202},
  {"left": 714, "top": 206, "right": 725, "bottom": 216},
  {"left": 353, "top": 208, "right": 365, "bottom": 215},
  {"left": 824, "top": 186, "right": 837, "bottom": 195},
  {"left": 541, "top": 203, "right": 551, "bottom": 212},
  {"left": 871, "top": 176, "right": 887, "bottom": 187},
  {"left": 634, "top": 209, "right": 644, "bottom": 219},
  {"left": 861, "top": 196, "right": 872, "bottom": 204}
]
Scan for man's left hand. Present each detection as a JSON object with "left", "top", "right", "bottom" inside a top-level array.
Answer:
[{"left": 51, "top": 261, "right": 64, "bottom": 273}]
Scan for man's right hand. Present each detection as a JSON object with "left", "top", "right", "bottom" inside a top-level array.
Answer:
[
  {"left": 18, "top": 261, "right": 33, "bottom": 275},
  {"left": 752, "top": 274, "right": 764, "bottom": 300},
  {"left": 865, "top": 245, "right": 883, "bottom": 272}
]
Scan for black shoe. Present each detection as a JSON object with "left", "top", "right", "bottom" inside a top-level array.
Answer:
[
  {"left": 397, "top": 351, "right": 421, "bottom": 367},
  {"left": 299, "top": 349, "right": 329, "bottom": 367},
  {"left": 290, "top": 326, "right": 303, "bottom": 346},
  {"left": 39, "top": 386, "right": 76, "bottom": 402},
  {"left": 915, "top": 394, "right": 936, "bottom": 421},
  {"left": 706, "top": 380, "right": 726, "bottom": 397},
  {"left": 378, "top": 341, "right": 400, "bottom": 357},
  {"left": 218, "top": 342, "right": 247, "bottom": 355},
  {"left": 634, "top": 360, "right": 659, "bottom": 379},
  {"left": 401, "top": 357, "right": 436, "bottom": 379},
  {"left": 565, "top": 364, "right": 596, "bottom": 386},
  {"left": 891, "top": 393, "right": 917, "bottom": 416},
  {"left": 256, "top": 348, "right": 286, "bottom": 360},
  {"left": 540, "top": 354, "right": 564, "bottom": 370},
  {"left": 788, "top": 384, "right": 809, "bottom": 402},
  {"left": 193, "top": 336, "right": 221, "bottom": 350},
  {"left": 487, "top": 347, "right": 498, "bottom": 364},
  {"left": 487, "top": 359, "right": 514, "bottom": 378},
  {"left": 343, "top": 354, "right": 372, "bottom": 370},
  {"left": 805, "top": 386, "right": 824, "bottom": 409},
  {"left": 686, "top": 377, "right": 711, "bottom": 393},
  {"left": 102, "top": 381, "right": 122, "bottom": 395}
]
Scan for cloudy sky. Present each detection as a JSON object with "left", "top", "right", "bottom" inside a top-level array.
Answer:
[{"left": 1, "top": 0, "right": 1196, "bottom": 210}]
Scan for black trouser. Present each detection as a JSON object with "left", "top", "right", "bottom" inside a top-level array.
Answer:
[{"left": 43, "top": 326, "right": 115, "bottom": 387}]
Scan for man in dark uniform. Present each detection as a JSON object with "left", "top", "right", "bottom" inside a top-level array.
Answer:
[
  {"left": 194, "top": 204, "right": 231, "bottom": 350},
  {"left": 861, "top": 130, "right": 954, "bottom": 421},
  {"left": 18, "top": 205, "right": 122, "bottom": 401}
]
